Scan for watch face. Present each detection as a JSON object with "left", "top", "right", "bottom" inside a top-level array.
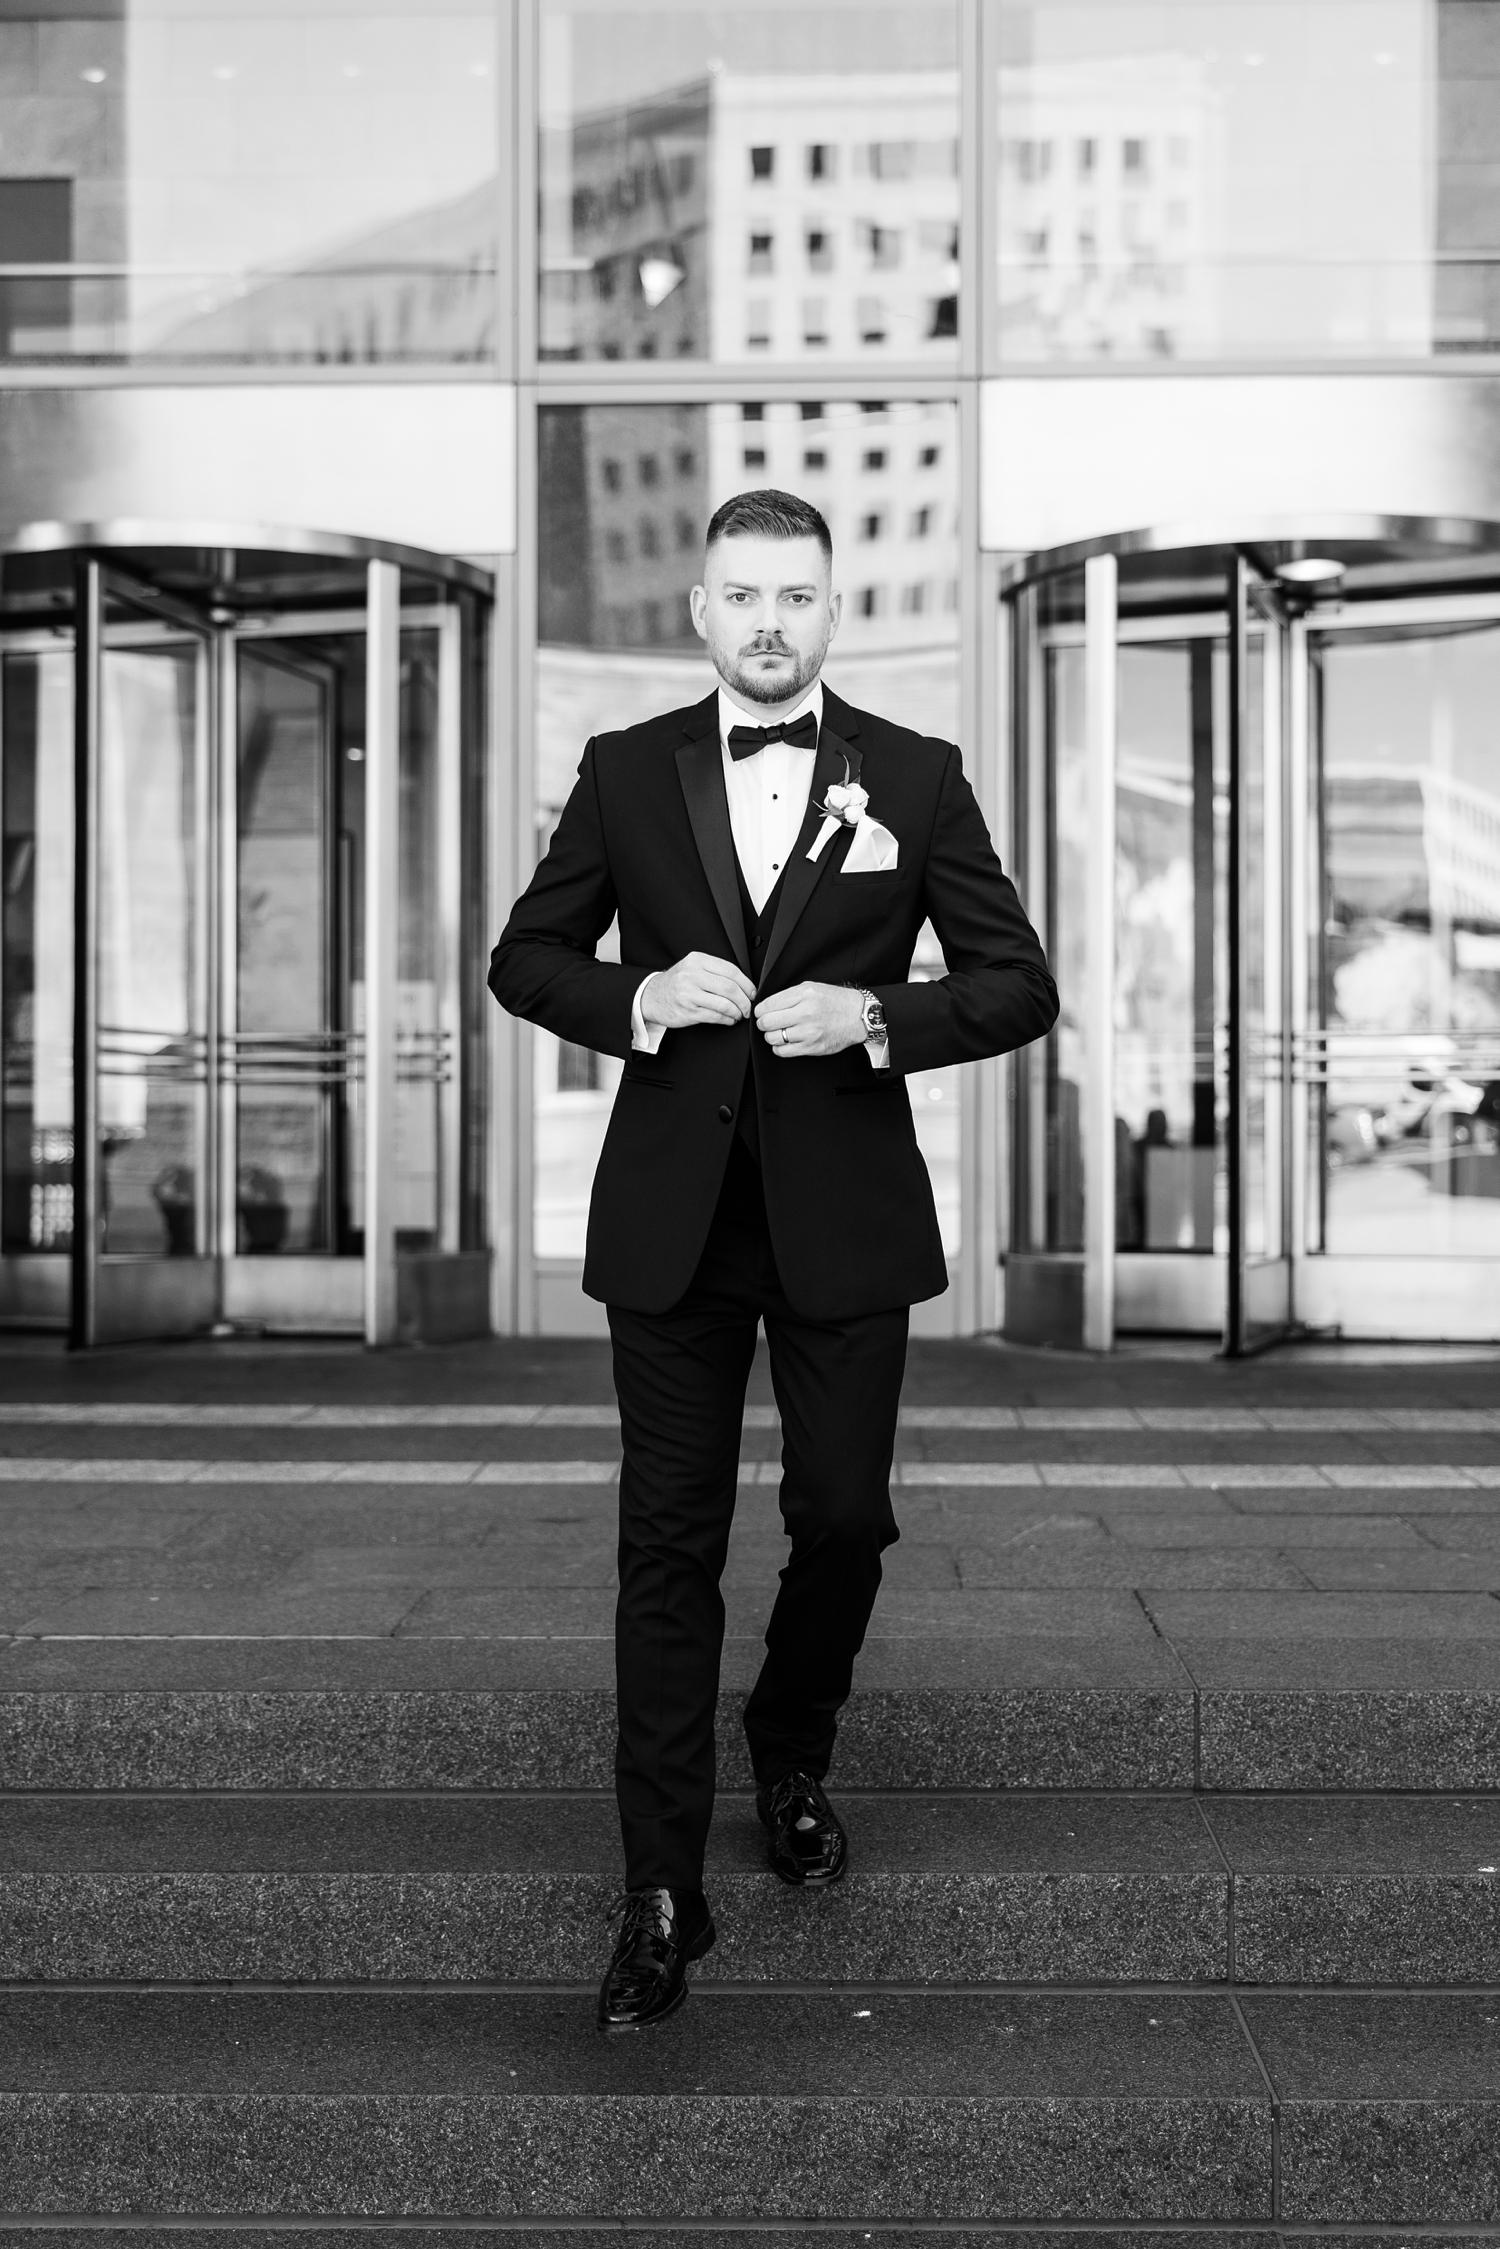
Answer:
[{"left": 864, "top": 997, "right": 887, "bottom": 1036}]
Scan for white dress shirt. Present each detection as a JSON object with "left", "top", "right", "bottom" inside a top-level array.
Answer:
[{"left": 630, "top": 682, "right": 887, "bottom": 1067}]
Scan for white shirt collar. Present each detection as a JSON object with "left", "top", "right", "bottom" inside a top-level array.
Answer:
[{"left": 716, "top": 678, "right": 823, "bottom": 752}]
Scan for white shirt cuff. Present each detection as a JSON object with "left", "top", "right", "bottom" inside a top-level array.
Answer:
[
  {"left": 631, "top": 974, "right": 667, "bottom": 1054},
  {"left": 865, "top": 1036, "right": 890, "bottom": 1070}
]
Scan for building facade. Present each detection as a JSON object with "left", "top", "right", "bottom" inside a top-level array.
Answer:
[{"left": 0, "top": 0, "right": 1498, "bottom": 1349}]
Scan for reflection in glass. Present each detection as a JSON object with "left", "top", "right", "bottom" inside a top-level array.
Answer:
[
  {"left": 539, "top": 0, "right": 959, "bottom": 363},
  {"left": 0, "top": 5, "right": 499, "bottom": 365},
  {"left": 2, "top": 653, "right": 74, "bottom": 1254},
  {"left": 994, "top": 0, "right": 1476, "bottom": 363},
  {"left": 98, "top": 645, "right": 204, "bottom": 1256},
  {"left": 1312, "top": 622, "right": 1500, "bottom": 1256},
  {"left": 395, "top": 630, "right": 442, "bottom": 1251},
  {"left": 1114, "top": 637, "right": 1225, "bottom": 1253},
  {"left": 237, "top": 644, "right": 337, "bottom": 1254},
  {"left": 535, "top": 396, "right": 963, "bottom": 1259},
  {"left": 235, "top": 626, "right": 447, "bottom": 1257}
]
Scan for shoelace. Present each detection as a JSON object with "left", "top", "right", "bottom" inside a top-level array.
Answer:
[
  {"left": 768, "top": 1771, "right": 824, "bottom": 1830},
  {"left": 605, "top": 1889, "right": 675, "bottom": 1945}
]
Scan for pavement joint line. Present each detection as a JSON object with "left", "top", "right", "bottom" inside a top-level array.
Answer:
[
  {"left": 0, "top": 1404, "right": 1495, "bottom": 1431},
  {"left": 9, "top": 1980, "right": 1500, "bottom": 2000},
  {"left": 0, "top": 1458, "right": 1495, "bottom": 1487}
]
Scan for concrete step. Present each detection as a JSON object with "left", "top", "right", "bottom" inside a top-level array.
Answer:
[
  {"left": 7, "top": 1635, "right": 1500, "bottom": 1791},
  {"left": 2, "top": 1988, "right": 1498, "bottom": 2223},
  {"left": 5, "top": 1793, "right": 1500, "bottom": 1990},
  {"left": 0, "top": 1791, "right": 1225, "bottom": 1986}
]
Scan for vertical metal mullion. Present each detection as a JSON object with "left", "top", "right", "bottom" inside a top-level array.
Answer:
[
  {"left": 1260, "top": 617, "right": 1285, "bottom": 1268},
  {"left": 956, "top": 367, "right": 986, "bottom": 1334},
  {"left": 216, "top": 628, "right": 239, "bottom": 1265},
  {"left": 1225, "top": 552, "right": 1249, "bottom": 1357},
  {"left": 959, "top": 0, "right": 985, "bottom": 383},
  {"left": 515, "top": 0, "right": 538, "bottom": 378},
  {"left": 436, "top": 606, "right": 463, "bottom": 1256},
  {"left": 984, "top": 551, "right": 1008, "bottom": 1307},
  {"left": 1286, "top": 613, "right": 1311, "bottom": 1283},
  {"left": 1082, "top": 552, "right": 1116, "bottom": 1354},
  {"left": 364, "top": 559, "right": 401, "bottom": 1346},
  {"left": 69, "top": 556, "right": 101, "bottom": 1350},
  {"left": 511, "top": 388, "right": 539, "bottom": 1333},
  {"left": 193, "top": 635, "right": 215, "bottom": 1268},
  {"left": 488, "top": 552, "right": 521, "bottom": 1335},
  {"left": 1023, "top": 589, "right": 1048, "bottom": 1255}
]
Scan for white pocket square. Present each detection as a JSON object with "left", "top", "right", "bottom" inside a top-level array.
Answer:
[{"left": 840, "top": 815, "right": 899, "bottom": 873}]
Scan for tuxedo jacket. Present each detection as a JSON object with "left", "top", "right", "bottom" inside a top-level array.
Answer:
[{"left": 489, "top": 685, "right": 1058, "bottom": 1320}]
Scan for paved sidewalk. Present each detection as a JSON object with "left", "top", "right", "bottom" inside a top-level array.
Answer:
[{"left": 1, "top": 1332, "right": 1498, "bottom": 1785}]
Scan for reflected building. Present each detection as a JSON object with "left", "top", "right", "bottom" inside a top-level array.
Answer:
[
  {"left": 541, "top": 66, "right": 959, "bottom": 365},
  {"left": 998, "top": 56, "right": 1221, "bottom": 363}
]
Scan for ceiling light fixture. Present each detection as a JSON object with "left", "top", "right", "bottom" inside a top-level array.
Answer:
[{"left": 1275, "top": 556, "right": 1345, "bottom": 587}]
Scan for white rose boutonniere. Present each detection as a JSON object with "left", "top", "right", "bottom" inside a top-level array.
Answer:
[{"left": 808, "top": 762, "right": 899, "bottom": 871}]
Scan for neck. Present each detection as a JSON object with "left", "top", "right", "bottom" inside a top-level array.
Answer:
[{"left": 718, "top": 675, "right": 820, "bottom": 726}]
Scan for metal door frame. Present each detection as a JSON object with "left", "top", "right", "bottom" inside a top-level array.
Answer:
[{"left": 1020, "top": 590, "right": 1285, "bottom": 1350}]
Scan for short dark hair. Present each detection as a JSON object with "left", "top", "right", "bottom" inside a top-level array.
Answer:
[{"left": 706, "top": 487, "right": 832, "bottom": 561}]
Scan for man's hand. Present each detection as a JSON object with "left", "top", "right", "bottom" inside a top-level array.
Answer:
[
  {"left": 755, "top": 982, "right": 867, "bottom": 1059},
  {"left": 640, "top": 952, "right": 757, "bottom": 1030}
]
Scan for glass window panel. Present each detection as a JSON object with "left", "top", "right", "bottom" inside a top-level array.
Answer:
[
  {"left": 2, "top": 651, "right": 74, "bottom": 1255},
  {"left": 1312, "top": 620, "right": 1500, "bottom": 1255},
  {"left": 540, "top": 0, "right": 960, "bottom": 365},
  {"left": 0, "top": 4, "right": 499, "bottom": 366},
  {"left": 535, "top": 395, "right": 962, "bottom": 1260},
  {"left": 994, "top": 0, "right": 1459, "bottom": 364}
]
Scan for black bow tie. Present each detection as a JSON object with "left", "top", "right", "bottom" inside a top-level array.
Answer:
[{"left": 726, "top": 711, "right": 818, "bottom": 760}]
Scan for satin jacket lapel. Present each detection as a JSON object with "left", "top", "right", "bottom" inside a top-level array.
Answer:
[
  {"left": 758, "top": 726, "right": 864, "bottom": 990},
  {"left": 675, "top": 728, "right": 751, "bottom": 975}
]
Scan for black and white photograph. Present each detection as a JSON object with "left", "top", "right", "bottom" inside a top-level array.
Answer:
[{"left": 0, "top": 0, "right": 1498, "bottom": 2237}]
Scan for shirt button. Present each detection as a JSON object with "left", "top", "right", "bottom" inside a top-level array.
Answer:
[{"left": 717, "top": 1104, "right": 733, "bottom": 1124}]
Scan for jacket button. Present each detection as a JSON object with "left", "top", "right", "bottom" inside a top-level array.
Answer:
[{"left": 717, "top": 1104, "right": 733, "bottom": 1124}]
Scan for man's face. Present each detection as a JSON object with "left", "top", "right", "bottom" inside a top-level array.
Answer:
[{"left": 690, "top": 532, "right": 841, "bottom": 709}]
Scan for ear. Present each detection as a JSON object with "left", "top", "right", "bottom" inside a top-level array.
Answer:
[
  {"left": 826, "top": 586, "right": 843, "bottom": 641},
  {"left": 688, "top": 583, "right": 710, "bottom": 641}
]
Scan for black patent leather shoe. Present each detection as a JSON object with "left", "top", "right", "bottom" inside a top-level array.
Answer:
[
  {"left": 756, "top": 1769, "right": 848, "bottom": 1886},
  {"left": 596, "top": 1886, "right": 715, "bottom": 2032}
]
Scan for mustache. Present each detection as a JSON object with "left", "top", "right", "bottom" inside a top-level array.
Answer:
[{"left": 743, "top": 637, "right": 793, "bottom": 656}]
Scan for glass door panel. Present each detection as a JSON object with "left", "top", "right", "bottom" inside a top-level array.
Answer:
[
  {"left": 97, "top": 639, "right": 207, "bottom": 1259},
  {"left": 1310, "top": 620, "right": 1500, "bottom": 1261},
  {"left": 2, "top": 651, "right": 75, "bottom": 1261},
  {"left": 1115, "top": 635, "right": 1225, "bottom": 1260},
  {"left": 1232, "top": 590, "right": 1291, "bottom": 1350},
  {"left": 396, "top": 626, "right": 442, "bottom": 1252},
  {"left": 236, "top": 642, "right": 338, "bottom": 1254}
]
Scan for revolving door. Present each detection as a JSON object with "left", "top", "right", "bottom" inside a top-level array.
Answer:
[
  {"left": 0, "top": 537, "right": 491, "bottom": 1346},
  {"left": 1004, "top": 533, "right": 1500, "bottom": 1351}
]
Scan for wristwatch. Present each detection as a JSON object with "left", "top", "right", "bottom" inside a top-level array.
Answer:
[{"left": 858, "top": 988, "right": 888, "bottom": 1045}]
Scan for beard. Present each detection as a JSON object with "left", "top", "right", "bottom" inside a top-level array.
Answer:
[{"left": 710, "top": 632, "right": 826, "bottom": 707}]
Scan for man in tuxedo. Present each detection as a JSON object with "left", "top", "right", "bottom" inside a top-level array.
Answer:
[{"left": 490, "top": 489, "right": 1056, "bottom": 2031}]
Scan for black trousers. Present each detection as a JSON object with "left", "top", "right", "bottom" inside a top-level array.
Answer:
[{"left": 607, "top": 1136, "right": 908, "bottom": 1894}]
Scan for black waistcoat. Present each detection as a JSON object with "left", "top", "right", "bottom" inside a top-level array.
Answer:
[{"left": 733, "top": 854, "right": 789, "bottom": 1166}]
